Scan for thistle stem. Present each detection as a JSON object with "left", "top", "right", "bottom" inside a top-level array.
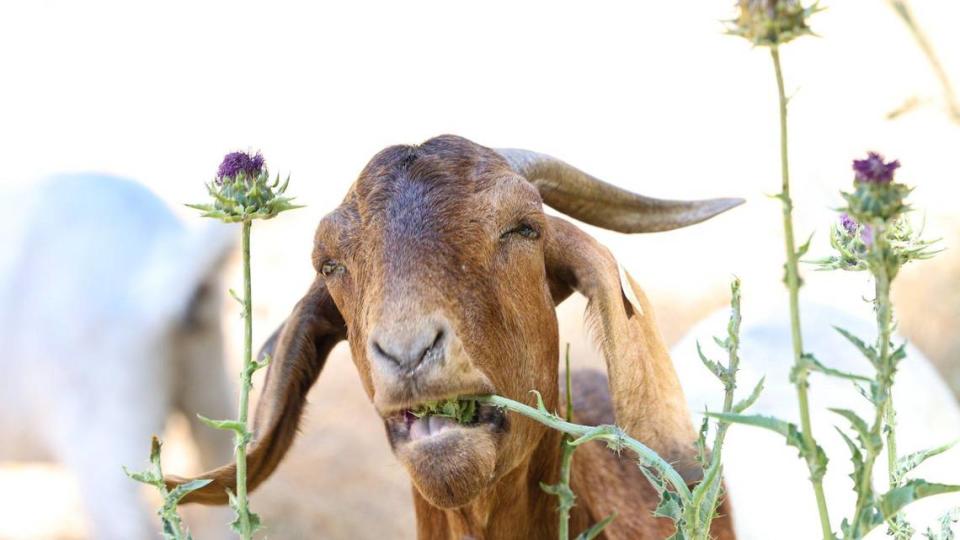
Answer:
[
  {"left": 475, "top": 394, "right": 693, "bottom": 501},
  {"left": 771, "top": 45, "right": 834, "bottom": 540},
  {"left": 556, "top": 440, "right": 575, "bottom": 540},
  {"left": 877, "top": 269, "right": 896, "bottom": 490},
  {"left": 850, "top": 233, "right": 903, "bottom": 537},
  {"left": 695, "top": 282, "right": 742, "bottom": 537},
  {"left": 872, "top": 225, "right": 908, "bottom": 537},
  {"left": 558, "top": 346, "right": 575, "bottom": 540},
  {"left": 235, "top": 219, "right": 254, "bottom": 539}
]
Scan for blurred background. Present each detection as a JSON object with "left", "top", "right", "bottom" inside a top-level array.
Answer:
[{"left": 1, "top": 0, "right": 959, "bottom": 538}]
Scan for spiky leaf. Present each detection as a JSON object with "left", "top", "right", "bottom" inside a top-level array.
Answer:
[{"left": 733, "top": 377, "right": 765, "bottom": 413}]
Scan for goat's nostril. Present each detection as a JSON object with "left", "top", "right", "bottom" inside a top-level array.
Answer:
[{"left": 371, "top": 327, "right": 446, "bottom": 372}]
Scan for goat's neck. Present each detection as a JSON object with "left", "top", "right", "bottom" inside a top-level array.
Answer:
[{"left": 412, "top": 428, "right": 587, "bottom": 540}]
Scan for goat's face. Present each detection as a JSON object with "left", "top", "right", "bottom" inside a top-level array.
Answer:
[
  {"left": 168, "top": 134, "right": 743, "bottom": 511},
  {"left": 314, "top": 143, "right": 559, "bottom": 506}
]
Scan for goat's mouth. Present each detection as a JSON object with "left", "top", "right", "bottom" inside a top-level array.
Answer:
[{"left": 384, "top": 396, "right": 507, "bottom": 445}]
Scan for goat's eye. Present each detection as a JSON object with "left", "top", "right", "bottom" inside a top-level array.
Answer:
[
  {"left": 320, "top": 260, "right": 345, "bottom": 277},
  {"left": 501, "top": 223, "right": 540, "bottom": 240}
]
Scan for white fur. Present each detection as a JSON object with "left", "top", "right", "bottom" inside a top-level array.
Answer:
[
  {"left": 672, "top": 297, "right": 960, "bottom": 539},
  {"left": 0, "top": 174, "right": 236, "bottom": 539}
]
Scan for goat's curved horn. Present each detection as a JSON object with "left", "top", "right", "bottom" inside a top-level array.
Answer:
[{"left": 496, "top": 148, "right": 744, "bottom": 233}]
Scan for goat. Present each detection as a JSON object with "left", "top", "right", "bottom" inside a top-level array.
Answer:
[
  {"left": 167, "top": 135, "right": 743, "bottom": 539},
  {"left": 0, "top": 174, "right": 236, "bottom": 539},
  {"left": 672, "top": 297, "right": 960, "bottom": 539}
]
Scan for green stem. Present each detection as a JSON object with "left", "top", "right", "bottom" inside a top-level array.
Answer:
[
  {"left": 695, "top": 287, "right": 741, "bottom": 537},
  {"left": 557, "top": 440, "right": 575, "bottom": 540},
  {"left": 847, "top": 224, "right": 909, "bottom": 538},
  {"left": 558, "top": 345, "right": 575, "bottom": 540},
  {"left": 887, "top": 0, "right": 960, "bottom": 122},
  {"left": 236, "top": 219, "right": 254, "bottom": 539},
  {"left": 873, "top": 225, "right": 907, "bottom": 537},
  {"left": 877, "top": 270, "right": 896, "bottom": 491},
  {"left": 771, "top": 46, "right": 834, "bottom": 540},
  {"left": 475, "top": 394, "right": 693, "bottom": 502}
]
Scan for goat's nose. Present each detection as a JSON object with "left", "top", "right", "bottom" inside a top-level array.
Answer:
[{"left": 370, "top": 320, "right": 448, "bottom": 373}]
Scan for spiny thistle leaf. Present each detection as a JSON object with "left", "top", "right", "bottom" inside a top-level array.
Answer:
[
  {"left": 733, "top": 376, "right": 765, "bottom": 413},
  {"left": 697, "top": 341, "right": 726, "bottom": 381},
  {"left": 654, "top": 491, "right": 684, "bottom": 520},
  {"left": 226, "top": 488, "right": 263, "bottom": 535},
  {"left": 835, "top": 427, "right": 866, "bottom": 492},
  {"left": 695, "top": 415, "right": 710, "bottom": 467},
  {"left": 638, "top": 463, "right": 667, "bottom": 495},
  {"left": 924, "top": 507, "right": 960, "bottom": 540},
  {"left": 834, "top": 326, "right": 879, "bottom": 366},
  {"left": 704, "top": 413, "right": 806, "bottom": 451},
  {"left": 575, "top": 513, "right": 616, "bottom": 540},
  {"left": 124, "top": 437, "right": 200, "bottom": 540},
  {"left": 539, "top": 480, "right": 575, "bottom": 509},
  {"left": 167, "top": 479, "right": 213, "bottom": 505},
  {"left": 877, "top": 481, "right": 960, "bottom": 523},
  {"left": 796, "top": 231, "right": 814, "bottom": 258},
  {"left": 894, "top": 440, "right": 959, "bottom": 486},
  {"left": 803, "top": 353, "right": 872, "bottom": 382},
  {"left": 196, "top": 414, "right": 248, "bottom": 435},
  {"left": 829, "top": 408, "right": 880, "bottom": 453}
]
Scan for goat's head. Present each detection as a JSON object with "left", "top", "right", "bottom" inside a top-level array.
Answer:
[{"left": 168, "top": 135, "right": 742, "bottom": 509}]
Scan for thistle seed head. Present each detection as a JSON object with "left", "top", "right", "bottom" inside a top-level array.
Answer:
[{"left": 729, "top": 0, "right": 819, "bottom": 47}]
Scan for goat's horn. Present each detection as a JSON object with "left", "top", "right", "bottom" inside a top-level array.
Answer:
[{"left": 496, "top": 148, "right": 744, "bottom": 233}]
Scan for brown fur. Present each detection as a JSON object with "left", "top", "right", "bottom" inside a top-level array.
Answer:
[{"left": 166, "top": 135, "right": 737, "bottom": 539}]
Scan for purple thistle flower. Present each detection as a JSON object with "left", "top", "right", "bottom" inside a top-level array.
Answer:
[
  {"left": 839, "top": 213, "right": 858, "bottom": 234},
  {"left": 217, "top": 151, "right": 265, "bottom": 183},
  {"left": 852, "top": 152, "right": 900, "bottom": 184}
]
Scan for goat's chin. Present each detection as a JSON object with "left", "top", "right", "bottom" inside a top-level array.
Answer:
[{"left": 396, "top": 426, "right": 498, "bottom": 508}]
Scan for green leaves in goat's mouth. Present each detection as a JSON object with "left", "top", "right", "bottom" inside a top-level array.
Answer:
[{"left": 409, "top": 397, "right": 480, "bottom": 425}]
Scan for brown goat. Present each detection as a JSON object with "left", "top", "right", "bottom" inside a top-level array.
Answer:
[{"left": 167, "top": 135, "right": 741, "bottom": 539}]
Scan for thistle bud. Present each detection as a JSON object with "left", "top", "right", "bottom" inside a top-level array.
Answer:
[
  {"left": 819, "top": 154, "right": 938, "bottom": 275},
  {"left": 188, "top": 150, "right": 301, "bottom": 222},
  {"left": 729, "top": 0, "right": 819, "bottom": 47},
  {"left": 842, "top": 152, "right": 910, "bottom": 223},
  {"left": 822, "top": 213, "right": 870, "bottom": 271}
]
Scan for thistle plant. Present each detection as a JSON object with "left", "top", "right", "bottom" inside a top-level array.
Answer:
[
  {"left": 126, "top": 151, "right": 304, "bottom": 540},
  {"left": 474, "top": 279, "right": 753, "bottom": 540},
  {"left": 696, "top": 279, "right": 765, "bottom": 536},
  {"left": 725, "top": 3, "right": 835, "bottom": 537},
  {"left": 123, "top": 437, "right": 211, "bottom": 540},
  {"left": 817, "top": 153, "right": 951, "bottom": 539},
  {"left": 182, "top": 151, "right": 300, "bottom": 539}
]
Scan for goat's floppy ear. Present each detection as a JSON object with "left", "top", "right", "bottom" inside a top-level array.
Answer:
[
  {"left": 166, "top": 278, "right": 346, "bottom": 504},
  {"left": 545, "top": 216, "right": 701, "bottom": 483}
]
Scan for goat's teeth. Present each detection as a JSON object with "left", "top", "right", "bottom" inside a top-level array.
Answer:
[
  {"left": 409, "top": 417, "right": 430, "bottom": 440},
  {"left": 428, "top": 415, "right": 454, "bottom": 434}
]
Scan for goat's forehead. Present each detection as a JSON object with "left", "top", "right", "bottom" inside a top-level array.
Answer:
[{"left": 313, "top": 142, "right": 542, "bottom": 261}]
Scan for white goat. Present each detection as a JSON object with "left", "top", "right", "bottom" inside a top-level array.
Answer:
[
  {"left": 0, "top": 174, "right": 236, "bottom": 539},
  {"left": 673, "top": 296, "right": 960, "bottom": 539}
]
